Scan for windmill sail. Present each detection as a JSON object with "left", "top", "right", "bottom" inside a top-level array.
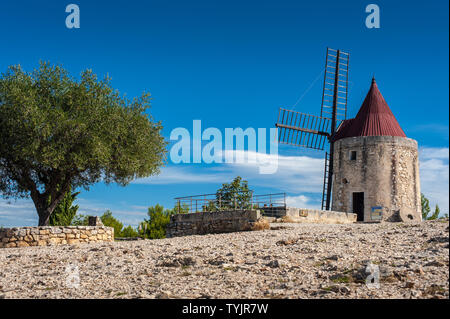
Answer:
[
  {"left": 276, "top": 108, "right": 330, "bottom": 151},
  {"left": 320, "top": 48, "right": 349, "bottom": 122},
  {"left": 274, "top": 47, "right": 350, "bottom": 211}
]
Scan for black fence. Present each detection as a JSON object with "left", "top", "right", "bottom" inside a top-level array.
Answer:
[{"left": 174, "top": 191, "right": 286, "bottom": 214}]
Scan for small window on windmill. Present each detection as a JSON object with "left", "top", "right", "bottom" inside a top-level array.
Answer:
[{"left": 349, "top": 151, "right": 357, "bottom": 161}]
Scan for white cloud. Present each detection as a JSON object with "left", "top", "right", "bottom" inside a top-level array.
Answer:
[
  {"left": 419, "top": 147, "right": 449, "bottom": 160},
  {"left": 134, "top": 150, "right": 325, "bottom": 193},
  {"left": 0, "top": 198, "right": 37, "bottom": 227},
  {"left": 285, "top": 195, "right": 319, "bottom": 209},
  {"left": 419, "top": 147, "right": 449, "bottom": 215},
  {"left": 223, "top": 150, "right": 324, "bottom": 193}
]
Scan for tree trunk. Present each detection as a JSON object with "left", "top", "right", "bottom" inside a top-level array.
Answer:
[
  {"left": 33, "top": 196, "right": 55, "bottom": 226},
  {"left": 38, "top": 208, "right": 52, "bottom": 226},
  {"left": 30, "top": 179, "right": 71, "bottom": 226}
]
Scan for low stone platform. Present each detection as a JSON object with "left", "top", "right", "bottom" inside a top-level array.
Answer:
[
  {"left": 262, "top": 207, "right": 357, "bottom": 224},
  {"left": 285, "top": 207, "right": 357, "bottom": 224},
  {"left": 0, "top": 226, "right": 114, "bottom": 248},
  {"left": 166, "top": 209, "right": 264, "bottom": 238}
]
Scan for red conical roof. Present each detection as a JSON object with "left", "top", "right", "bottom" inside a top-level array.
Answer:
[{"left": 333, "top": 78, "right": 406, "bottom": 141}]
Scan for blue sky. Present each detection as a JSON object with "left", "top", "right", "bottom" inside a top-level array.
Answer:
[{"left": 0, "top": 0, "right": 448, "bottom": 227}]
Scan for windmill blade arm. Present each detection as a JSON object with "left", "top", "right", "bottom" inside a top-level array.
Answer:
[
  {"left": 275, "top": 123, "right": 329, "bottom": 137},
  {"left": 275, "top": 107, "right": 331, "bottom": 151}
]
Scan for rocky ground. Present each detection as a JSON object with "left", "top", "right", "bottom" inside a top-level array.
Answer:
[{"left": 0, "top": 220, "right": 448, "bottom": 299}]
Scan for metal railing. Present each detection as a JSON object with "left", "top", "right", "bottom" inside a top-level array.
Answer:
[{"left": 174, "top": 191, "right": 286, "bottom": 214}]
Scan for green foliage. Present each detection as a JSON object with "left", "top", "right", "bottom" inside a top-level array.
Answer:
[
  {"left": 71, "top": 213, "right": 89, "bottom": 226},
  {"left": 100, "top": 210, "right": 124, "bottom": 238},
  {"left": 421, "top": 193, "right": 431, "bottom": 220},
  {"left": 428, "top": 205, "right": 440, "bottom": 220},
  {"left": 0, "top": 62, "right": 167, "bottom": 225},
  {"left": 214, "top": 176, "right": 252, "bottom": 210},
  {"left": 138, "top": 204, "right": 174, "bottom": 239},
  {"left": 120, "top": 225, "right": 139, "bottom": 238},
  {"left": 49, "top": 188, "right": 80, "bottom": 226},
  {"left": 174, "top": 202, "right": 190, "bottom": 214},
  {"left": 421, "top": 194, "right": 443, "bottom": 220},
  {"left": 70, "top": 211, "right": 140, "bottom": 238}
]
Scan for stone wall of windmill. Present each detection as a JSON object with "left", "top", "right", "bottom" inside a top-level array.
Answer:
[{"left": 331, "top": 136, "right": 421, "bottom": 222}]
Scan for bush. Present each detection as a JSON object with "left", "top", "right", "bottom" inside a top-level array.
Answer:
[
  {"left": 250, "top": 219, "right": 270, "bottom": 231},
  {"left": 70, "top": 211, "right": 140, "bottom": 238},
  {"left": 49, "top": 188, "right": 80, "bottom": 226},
  {"left": 138, "top": 204, "right": 174, "bottom": 239},
  {"left": 120, "top": 225, "right": 139, "bottom": 238},
  {"left": 421, "top": 194, "right": 442, "bottom": 220},
  {"left": 71, "top": 214, "right": 89, "bottom": 226},
  {"left": 215, "top": 176, "right": 252, "bottom": 210},
  {"left": 100, "top": 210, "right": 124, "bottom": 238},
  {"left": 421, "top": 193, "right": 431, "bottom": 220}
]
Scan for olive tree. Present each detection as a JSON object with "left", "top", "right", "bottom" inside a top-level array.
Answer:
[{"left": 0, "top": 62, "right": 166, "bottom": 225}]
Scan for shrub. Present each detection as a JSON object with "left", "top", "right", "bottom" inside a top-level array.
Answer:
[
  {"left": 138, "top": 204, "right": 174, "bottom": 239},
  {"left": 215, "top": 176, "right": 252, "bottom": 210},
  {"left": 100, "top": 210, "right": 124, "bottom": 238},
  {"left": 49, "top": 188, "right": 80, "bottom": 226},
  {"left": 422, "top": 194, "right": 443, "bottom": 220},
  {"left": 421, "top": 193, "right": 431, "bottom": 220},
  {"left": 70, "top": 211, "right": 140, "bottom": 238},
  {"left": 120, "top": 225, "right": 139, "bottom": 238},
  {"left": 71, "top": 214, "right": 89, "bottom": 226},
  {"left": 250, "top": 219, "right": 270, "bottom": 231}
]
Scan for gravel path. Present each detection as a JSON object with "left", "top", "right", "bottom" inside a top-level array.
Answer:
[{"left": 0, "top": 220, "right": 448, "bottom": 299}]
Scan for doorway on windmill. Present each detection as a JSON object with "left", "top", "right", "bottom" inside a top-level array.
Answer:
[{"left": 352, "top": 192, "right": 365, "bottom": 221}]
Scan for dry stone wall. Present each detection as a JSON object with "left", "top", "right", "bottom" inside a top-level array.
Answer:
[
  {"left": 0, "top": 226, "right": 114, "bottom": 248},
  {"left": 166, "top": 210, "right": 262, "bottom": 238}
]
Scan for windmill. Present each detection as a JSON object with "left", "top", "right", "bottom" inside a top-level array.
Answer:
[{"left": 275, "top": 48, "right": 350, "bottom": 210}]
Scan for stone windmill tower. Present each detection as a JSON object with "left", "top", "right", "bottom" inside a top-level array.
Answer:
[{"left": 331, "top": 78, "right": 421, "bottom": 222}]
